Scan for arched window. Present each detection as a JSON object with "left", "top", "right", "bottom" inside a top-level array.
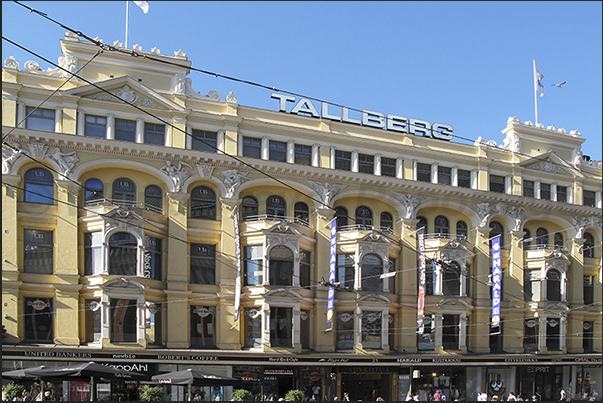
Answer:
[
  {"left": 489, "top": 221, "right": 504, "bottom": 246},
  {"left": 584, "top": 233, "right": 595, "bottom": 258},
  {"left": 335, "top": 206, "right": 348, "bottom": 229},
  {"left": 241, "top": 196, "right": 258, "bottom": 220},
  {"left": 112, "top": 178, "right": 136, "bottom": 207},
  {"left": 523, "top": 230, "right": 532, "bottom": 248},
  {"left": 24, "top": 168, "right": 54, "bottom": 204},
  {"left": 84, "top": 178, "right": 104, "bottom": 205},
  {"left": 456, "top": 221, "right": 468, "bottom": 240},
  {"left": 416, "top": 216, "right": 428, "bottom": 233},
  {"left": 144, "top": 185, "right": 163, "bottom": 213},
  {"left": 266, "top": 195, "right": 286, "bottom": 220},
  {"left": 191, "top": 186, "right": 216, "bottom": 219},
  {"left": 380, "top": 212, "right": 394, "bottom": 232},
  {"left": 554, "top": 233, "right": 564, "bottom": 249},
  {"left": 294, "top": 202, "right": 309, "bottom": 225},
  {"left": 356, "top": 206, "right": 373, "bottom": 229},
  {"left": 434, "top": 215, "right": 450, "bottom": 236},
  {"left": 108, "top": 231, "right": 137, "bottom": 275},
  {"left": 442, "top": 261, "right": 461, "bottom": 296},
  {"left": 269, "top": 245, "right": 293, "bottom": 286},
  {"left": 361, "top": 253, "right": 383, "bottom": 292},
  {"left": 546, "top": 269, "right": 561, "bottom": 301},
  {"left": 536, "top": 228, "right": 549, "bottom": 248}
]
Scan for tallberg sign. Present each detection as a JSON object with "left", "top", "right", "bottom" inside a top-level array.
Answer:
[{"left": 271, "top": 93, "right": 453, "bottom": 141}]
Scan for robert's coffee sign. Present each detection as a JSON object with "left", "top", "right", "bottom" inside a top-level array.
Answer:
[{"left": 271, "top": 93, "right": 453, "bottom": 141}]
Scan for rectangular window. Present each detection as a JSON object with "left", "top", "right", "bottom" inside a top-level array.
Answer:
[
  {"left": 110, "top": 298, "right": 137, "bottom": 342},
  {"left": 388, "top": 314, "right": 395, "bottom": 351},
  {"left": 417, "top": 163, "right": 431, "bottom": 182},
  {"left": 583, "top": 190, "right": 596, "bottom": 207},
  {"left": 457, "top": 169, "right": 471, "bottom": 188},
  {"left": 245, "top": 308, "right": 262, "bottom": 348},
  {"left": 191, "top": 129, "right": 218, "bottom": 153},
  {"left": 270, "top": 307, "right": 293, "bottom": 347},
  {"left": 489, "top": 323, "right": 503, "bottom": 353},
  {"left": 418, "top": 314, "right": 435, "bottom": 351},
  {"left": 381, "top": 157, "right": 396, "bottom": 177},
  {"left": 546, "top": 318, "right": 560, "bottom": 351},
  {"left": 190, "top": 243, "right": 216, "bottom": 285},
  {"left": 438, "top": 166, "right": 452, "bottom": 185},
  {"left": 24, "top": 229, "right": 53, "bottom": 274},
  {"left": 84, "top": 232, "right": 103, "bottom": 276},
  {"left": 524, "top": 319, "right": 539, "bottom": 352},
  {"left": 334, "top": 150, "right": 352, "bottom": 171},
  {"left": 144, "top": 122, "right": 165, "bottom": 146},
  {"left": 523, "top": 180, "right": 534, "bottom": 198},
  {"left": 584, "top": 276, "right": 594, "bottom": 305},
  {"left": 269, "top": 140, "right": 287, "bottom": 162},
  {"left": 114, "top": 118, "right": 136, "bottom": 142},
  {"left": 337, "top": 254, "right": 355, "bottom": 290},
  {"left": 85, "top": 299, "right": 101, "bottom": 342},
  {"left": 524, "top": 270, "right": 541, "bottom": 301},
  {"left": 191, "top": 306, "right": 216, "bottom": 348},
  {"left": 294, "top": 144, "right": 312, "bottom": 166},
  {"left": 145, "top": 302, "right": 162, "bottom": 345},
  {"left": 358, "top": 153, "right": 374, "bottom": 174},
  {"left": 336, "top": 311, "right": 354, "bottom": 350},
  {"left": 540, "top": 183, "right": 551, "bottom": 200},
  {"left": 26, "top": 107, "right": 55, "bottom": 132},
  {"left": 144, "top": 236, "right": 162, "bottom": 280},
  {"left": 300, "top": 310, "right": 311, "bottom": 349},
  {"left": 244, "top": 245, "right": 263, "bottom": 286},
  {"left": 490, "top": 174, "right": 506, "bottom": 193},
  {"left": 300, "top": 250, "right": 311, "bottom": 288},
  {"left": 243, "top": 136, "right": 261, "bottom": 159},
  {"left": 556, "top": 186, "right": 567, "bottom": 203},
  {"left": 388, "top": 258, "right": 396, "bottom": 294},
  {"left": 583, "top": 321, "right": 594, "bottom": 352},
  {"left": 24, "top": 297, "right": 54, "bottom": 342},
  {"left": 361, "top": 311, "right": 382, "bottom": 349},
  {"left": 442, "top": 314, "right": 460, "bottom": 350},
  {"left": 84, "top": 115, "right": 106, "bottom": 138}
]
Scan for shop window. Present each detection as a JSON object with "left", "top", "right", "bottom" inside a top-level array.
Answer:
[
  {"left": 417, "top": 314, "right": 435, "bottom": 351},
  {"left": 416, "top": 216, "right": 428, "bottom": 233},
  {"left": 112, "top": 178, "right": 136, "bottom": 207},
  {"left": 145, "top": 302, "right": 162, "bottom": 345},
  {"left": 556, "top": 185, "right": 567, "bottom": 203},
  {"left": 361, "top": 253, "right": 382, "bottom": 292},
  {"left": 489, "top": 174, "right": 506, "bottom": 193},
  {"left": 438, "top": 166, "right": 451, "bottom": 185},
  {"left": 489, "top": 221, "right": 504, "bottom": 246},
  {"left": 336, "top": 311, "right": 354, "bottom": 350},
  {"left": 110, "top": 299, "right": 137, "bottom": 342},
  {"left": 456, "top": 221, "right": 468, "bottom": 240},
  {"left": 270, "top": 307, "right": 293, "bottom": 347},
  {"left": 524, "top": 270, "right": 541, "bottom": 301},
  {"left": 23, "top": 229, "right": 53, "bottom": 274},
  {"left": 84, "top": 178, "right": 104, "bottom": 205},
  {"left": 417, "top": 163, "right": 431, "bottom": 182},
  {"left": 334, "top": 150, "right": 352, "bottom": 171},
  {"left": 380, "top": 212, "right": 393, "bottom": 232},
  {"left": 540, "top": 183, "right": 551, "bottom": 200},
  {"left": 24, "top": 168, "right": 54, "bottom": 204},
  {"left": 242, "top": 196, "right": 259, "bottom": 220},
  {"left": 299, "top": 250, "right": 311, "bottom": 288},
  {"left": 554, "top": 233, "right": 564, "bottom": 248},
  {"left": 114, "top": 118, "right": 136, "bottom": 142},
  {"left": 85, "top": 299, "right": 101, "bottom": 342},
  {"left": 583, "top": 321, "right": 594, "bottom": 352},
  {"left": 191, "top": 186, "right": 216, "bottom": 219},
  {"left": 457, "top": 169, "right": 471, "bottom": 188},
  {"left": 294, "top": 202, "right": 309, "bottom": 225},
  {"left": 144, "top": 235, "right": 162, "bottom": 280},
  {"left": 546, "top": 318, "right": 561, "bottom": 351},
  {"left": 434, "top": 215, "right": 449, "bottom": 236},
  {"left": 381, "top": 156, "right": 396, "bottom": 177},
  {"left": 361, "top": 311, "right": 382, "bottom": 349},
  {"left": 584, "top": 276, "right": 594, "bottom": 305},
  {"left": 442, "top": 262, "right": 461, "bottom": 296},
  {"left": 191, "top": 129, "right": 217, "bottom": 153},
  {"left": 191, "top": 306, "right": 216, "bottom": 348},
  {"left": 523, "top": 180, "right": 535, "bottom": 197},
  {"left": 143, "top": 122, "right": 165, "bottom": 146},
  {"left": 144, "top": 185, "right": 163, "bottom": 213},
  {"left": 337, "top": 254, "right": 355, "bottom": 290},
  {"left": 242, "top": 136, "right": 261, "bottom": 159},
  {"left": 26, "top": 106, "right": 55, "bottom": 131},
  {"left": 335, "top": 206, "right": 348, "bottom": 228},
  {"left": 85, "top": 114, "right": 106, "bottom": 138},
  {"left": 583, "top": 190, "right": 596, "bottom": 207},
  {"left": 583, "top": 233, "right": 595, "bottom": 258},
  {"left": 269, "top": 140, "right": 287, "bottom": 162},
  {"left": 442, "top": 314, "right": 460, "bottom": 350},
  {"left": 269, "top": 245, "right": 293, "bottom": 286},
  {"left": 546, "top": 269, "right": 561, "bottom": 301},
  {"left": 489, "top": 323, "right": 503, "bottom": 353},
  {"left": 294, "top": 143, "right": 312, "bottom": 166},
  {"left": 266, "top": 195, "right": 286, "bottom": 220},
  {"left": 190, "top": 243, "right": 216, "bottom": 285},
  {"left": 524, "top": 319, "right": 539, "bottom": 352},
  {"left": 108, "top": 231, "right": 137, "bottom": 275},
  {"left": 84, "top": 231, "right": 103, "bottom": 276},
  {"left": 536, "top": 227, "right": 549, "bottom": 248},
  {"left": 355, "top": 206, "right": 373, "bottom": 229},
  {"left": 24, "top": 297, "right": 54, "bottom": 342},
  {"left": 244, "top": 308, "right": 262, "bottom": 347},
  {"left": 244, "top": 245, "right": 263, "bottom": 286},
  {"left": 358, "top": 153, "right": 374, "bottom": 174}
]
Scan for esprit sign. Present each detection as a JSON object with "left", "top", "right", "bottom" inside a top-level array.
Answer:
[{"left": 271, "top": 93, "right": 453, "bottom": 141}]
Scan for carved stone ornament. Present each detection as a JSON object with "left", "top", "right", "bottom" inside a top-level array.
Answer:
[
  {"left": 219, "top": 169, "right": 249, "bottom": 198},
  {"left": 28, "top": 142, "right": 48, "bottom": 159},
  {"left": 46, "top": 148, "right": 79, "bottom": 178},
  {"left": 4, "top": 56, "right": 18, "bottom": 70},
  {"left": 506, "top": 205, "right": 526, "bottom": 232},
  {"left": 525, "top": 159, "right": 566, "bottom": 175},
  {"left": 160, "top": 160, "right": 192, "bottom": 192},
  {"left": 23, "top": 54, "right": 76, "bottom": 78},
  {"left": 393, "top": 193, "right": 425, "bottom": 220},
  {"left": 226, "top": 91, "right": 238, "bottom": 104},
  {"left": 182, "top": 77, "right": 220, "bottom": 101},
  {"left": 197, "top": 164, "right": 214, "bottom": 178},
  {"left": 87, "top": 85, "right": 163, "bottom": 109},
  {"left": 307, "top": 180, "right": 347, "bottom": 209},
  {"left": 2, "top": 143, "right": 24, "bottom": 174}
]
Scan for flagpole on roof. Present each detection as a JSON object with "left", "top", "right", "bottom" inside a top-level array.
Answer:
[
  {"left": 533, "top": 60, "right": 538, "bottom": 125},
  {"left": 125, "top": 1, "right": 129, "bottom": 49}
]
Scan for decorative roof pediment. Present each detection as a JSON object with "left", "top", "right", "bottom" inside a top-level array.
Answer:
[
  {"left": 63, "top": 76, "right": 186, "bottom": 112},
  {"left": 520, "top": 151, "right": 583, "bottom": 178},
  {"left": 103, "top": 206, "right": 144, "bottom": 222},
  {"left": 264, "top": 288, "right": 302, "bottom": 300},
  {"left": 441, "top": 239, "right": 474, "bottom": 255},
  {"left": 358, "top": 232, "right": 391, "bottom": 245},
  {"left": 264, "top": 222, "right": 302, "bottom": 237},
  {"left": 542, "top": 302, "right": 569, "bottom": 316},
  {"left": 101, "top": 277, "right": 145, "bottom": 291},
  {"left": 544, "top": 250, "right": 570, "bottom": 272},
  {"left": 437, "top": 297, "right": 471, "bottom": 309}
]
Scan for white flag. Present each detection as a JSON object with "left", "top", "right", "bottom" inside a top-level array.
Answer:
[
  {"left": 134, "top": 1, "right": 149, "bottom": 14},
  {"left": 534, "top": 63, "right": 544, "bottom": 97}
]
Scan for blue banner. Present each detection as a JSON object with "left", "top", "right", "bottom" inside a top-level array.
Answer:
[
  {"left": 491, "top": 235, "right": 502, "bottom": 328},
  {"left": 327, "top": 219, "right": 337, "bottom": 323}
]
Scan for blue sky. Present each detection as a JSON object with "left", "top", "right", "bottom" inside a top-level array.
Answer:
[{"left": 3, "top": 1, "right": 602, "bottom": 161}]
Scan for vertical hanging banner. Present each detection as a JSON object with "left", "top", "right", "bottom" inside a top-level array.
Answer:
[
  {"left": 233, "top": 205, "right": 242, "bottom": 323},
  {"left": 327, "top": 219, "right": 337, "bottom": 324},
  {"left": 491, "top": 235, "right": 502, "bottom": 328},
  {"left": 416, "top": 227, "right": 426, "bottom": 333}
]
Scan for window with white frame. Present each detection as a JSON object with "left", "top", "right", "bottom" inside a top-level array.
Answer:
[
  {"left": 545, "top": 269, "right": 562, "bottom": 301},
  {"left": 244, "top": 308, "right": 262, "bottom": 348},
  {"left": 84, "top": 178, "right": 104, "bottom": 205},
  {"left": 300, "top": 310, "right": 311, "bottom": 349},
  {"left": 417, "top": 163, "right": 431, "bottom": 182},
  {"left": 110, "top": 298, "right": 137, "bottom": 342},
  {"left": 361, "top": 253, "right": 383, "bottom": 292},
  {"left": 337, "top": 254, "right": 355, "bottom": 290},
  {"left": 489, "top": 174, "right": 506, "bottom": 193},
  {"left": 336, "top": 311, "right": 354, "bottom": 350},
  {"left": 244, "top": 245, "right": 263, "bottom": 286},
  {"left": 242, "top": 136, "right": 261, "bottom": 159},
  {"left": 24, "top": 168, "right": 54, "bottom": 205},
  {"left": 84, "top": 115, "right": 107, "bottom": 138},
  {"left": 269, "top": 140, "right": 287, "bottom": 162},
  {"left": 108, "top": 231, "right": 137, "bottom": 276},
  {"left": 190, "top": 306, "right": 216, "bottom": 348},
  {"left": 191, "top": 186, "right": 216, "bottom": 220},
  {"left": 23, "top": 229, "right": 53, "bottom": 274},
  {"left": 334, "top": 150, "right": 352, "bottom": 171},
  {"left": 24, "top": 297, "right": 54, "bottom": 343},
  {"left": 583, "top": 321, "right": 594, "bottom": 352},
  {"left": 145, "top": 302, "right": 162, "bottom": 345},
  {"left": 545, "top": 317, "right": 561, "bottom": 351},
  {"left": 190, "top": 243, "right": 216, "bottom": 285},
  {"left": 191, "top": 129, "right": 218, "bottom": 153},
  {"left": 361, "top": 310, "right": 382, "bottom": 349},
  {"left": 269, "top": 245, "right": 293, "bottom": 286},
  {"left": 441, "top": 314, "right": 460, "bottom": 350},
  {"left": 266, "top": 195, "right": 286, "bottom": 220},
  {"left": 112, "top": 178, "right": 136, "bottom": 207},
  {"left": 381, "top": 157, "right": 396, "bottom": 177},
  {"left": 84, "top": 231, "right": 103, "bottom": 276},
  {"left": 524, "top": 270, "right": 541, "bottom": 301},
  {"left": 457, "top": 169, "right": 471, "bottom": 188},
  {"left": 114, "top": 118, "right": 136, "bottom": 142},
  {"left": 418, "top": 314, "right": 435, "bottom": 351},
  {"left": 358, "top": 153, "right": 374, "bottom": 174},
  {"left": 294, "top": 144, "right": 312, "bottom": 166},
  {"left": 270, "top": 307, "right": 293, "bottom": 347},
  {"left": 85, "top": 299, "right": 101, "bottom": 342},
  {"left": 524, "top": 319, "right": 539, "bottom": 352},
  {"left": 26, "top": 107, "right": 55, "bottom": 131},
  {"left": 438, "top": 166, "right": 451, "bottom": 185}
]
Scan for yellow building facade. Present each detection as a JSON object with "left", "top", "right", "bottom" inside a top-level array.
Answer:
[{"left": 2, "top": 34, "right": 602, "bottom": 401}]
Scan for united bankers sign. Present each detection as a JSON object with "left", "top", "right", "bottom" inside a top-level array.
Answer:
[{"left": 271, "top": 93, "right": 453, "bottom": 141}]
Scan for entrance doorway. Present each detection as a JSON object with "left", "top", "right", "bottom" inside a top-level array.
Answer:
[{"left": 341, "top": 373, "right": 391, "bottom": 401}]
